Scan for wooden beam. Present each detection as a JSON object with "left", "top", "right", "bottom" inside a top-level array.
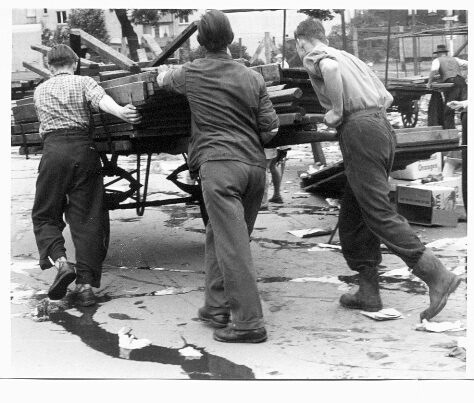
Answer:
[
  {"left": 277, "top": 113, "right": 303, "bottom": 126},
  {"left": 99, "top": 71, "right": 158, "bottom": 89},
  {"left": 148, "top": 21, "right": 198, "bottom": 67},
  {"left": 22, "top": 62, "right": 51, "bottom": 79},
  {"left": 142, "top": 34, "right": 162, "bottom": 56},
  {"left": 70, "top": 28, "right": 141, "bottom": 73},
  {"left": 268, "top": 88, "right": 303, "bottom": 103},
  {"left": 266, "top": 130, "right": 338, "bottom": 148},
  {"left": 31, "top": 44, "right": 97, "bottom": 67},
  {"left": 12, "top": 104, "right": 37, "bottom": 123},
  {"left": 104, "top": 81, "right": 149, "bottom": 105},
  {"left": 395, "top": 129, "right": 460, "bottom": 147},
  {"left": 99, "top": 70, "right": 131, "bottom": 81}
]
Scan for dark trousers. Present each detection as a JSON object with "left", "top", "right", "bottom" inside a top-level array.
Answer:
[
  {"left": 199, "top": 160, "right": 265, "bottom": 330},
  {"left": 443, "top": 76, "right": 467, "bottom": 129},
  {"left": 32, "top": 133, "right": 107, "bottom": 287},
  {"left": 338, "top": 111, "right": 425, "bottom": 271},
  {"left": 461, "top": 111, "right": 467, "bottom": 212}
]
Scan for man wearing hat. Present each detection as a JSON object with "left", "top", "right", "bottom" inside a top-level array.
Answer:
[{"left": 427, "top": 44, "right": 468, "bottom": 129}]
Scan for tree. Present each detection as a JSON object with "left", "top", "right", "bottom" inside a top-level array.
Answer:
[
  {"left": 228, "top": 42, "right": 250, "bottom": 60},
  {"left": 69, "top": 9, "right": 110, "bottom": 44},
  {"left": 114, "top": 9, "right": 195, "bottom": 62},
  {"left": 42, "top": 25, "right": 70, "bottom": 47},
  {"left": 297, "top": 9, "right": 336, "bottom": 21}
]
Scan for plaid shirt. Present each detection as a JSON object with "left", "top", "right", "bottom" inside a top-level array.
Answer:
[{"left": 34, "top": 72, "right": 106, "bottom": 137}]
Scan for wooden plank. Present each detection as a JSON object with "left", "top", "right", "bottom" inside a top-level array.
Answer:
[
  {"left": 396, "top": 129, "right": 459, "bottom": 147},
  {"left": 99, "top": 70, "right": 131, "bottom": 81},
  {"left": 394, "top": 126, "right": 443, "bottom": 133},
  {"left": 277, "top": 113, "right": 303, "bottom": 126},
  {"left": 104, "top": 81, "right": 148, "bottom": 106},
  {"left": 22, "top": 62, "right": 52, "bottom": 79},
  {"left": 99, "top": 71, "right": 158, "bottom": 89},
  {"left": 96, "top": 140, "right": 133, "bottom": 153},
  {"left": 31, "top": 44, "right": 97, "bottom": 67},
  {"left": 11, "top": 122, "right": 40, "bottom": 135},
  {"left": 70, "top": 29, "right": 141, "bottom": 73},
  {"left": 142, "top": 34, "right": 163, "bottom": 56},
  {"left": 12, "top": 104, "right": 37, "bottom": 123},
  {"left": 266, "top": 130, "right": 338, "bottom": 148},
  {"left": 269, "top": 88, "right": 303, "bottom": 103},
  {"left": 148, "top": 21, "right": 198, "bottom": 67},
  {"left": 14, "top": 97, "right": 34, "bottom": 106},
  {"left": 266, "top": 84, "right": 287, "bottom": 92}
]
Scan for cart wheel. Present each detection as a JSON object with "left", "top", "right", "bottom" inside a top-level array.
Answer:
[
  {"left": 428, "top": 92, "right": 444, "bottom": 126},
  {"left": 400, "top": 100, "right": 419, "bottom": 128}
]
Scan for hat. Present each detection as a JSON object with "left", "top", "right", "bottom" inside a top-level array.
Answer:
[{"left": 433, "top": 44, "right": 449, "bottom": 54}]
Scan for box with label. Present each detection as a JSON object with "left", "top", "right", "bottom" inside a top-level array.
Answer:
[
  {"left": 396, "top": 184, "right": 458, "bottom": 227},
  {"left": 391, "top": 153, "right": 442, "bottom": 180},
  {"left": 430, "top": 175, "right": 463, "bottom": 207}
]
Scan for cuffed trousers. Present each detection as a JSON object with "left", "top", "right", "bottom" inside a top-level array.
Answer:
[
  {"left": 199, "top": 160, "right": 265, "bottom": 330},
  {"left": 338, "top": 111, "right": 426, "bottom": 271},
  {"left": 32, "top": 133, "right": 107, "bottom": 287}
]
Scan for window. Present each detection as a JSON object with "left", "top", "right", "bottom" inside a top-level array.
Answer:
[
  {"left": 26, "top": 9, "right": 36, "bottom": 23},
  {"left": 178, "top": 15, "right": 189, "bottom": 24},
  {"left": 57, "top": 10, "right": 67, "bottom": 24},
  {"left": 158, "top": 25, "right": 170, "bottom": 38},
  {"left": 143, "top": 25, "right": 152, "bottom": 35},
  {"left": 43, "top": 8, "right": 48, "bottom": 14}
]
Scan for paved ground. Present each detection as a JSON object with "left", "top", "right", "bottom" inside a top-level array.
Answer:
[{"left": 7, "top": 144, "right": 469, "bottom": 380}]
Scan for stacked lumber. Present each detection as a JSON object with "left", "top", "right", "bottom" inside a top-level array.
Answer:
[{"left": 11, "top": 64, "right": 326, "bottom": 153}]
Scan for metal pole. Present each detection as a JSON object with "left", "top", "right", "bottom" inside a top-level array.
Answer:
[
  {"left": 411, "top": 10, "right": 419, "bottom": 75},
  {"left": 282, "top": 9, "right": 287, "bottom": 65},
  {"left": 239, "top": 38, "right": 242, "bottom": 58},
  {"left": 385, "top": 10, "right": 392, "bottom": 86},
  {"left": 341, "top": 10, "right": 347, "bottom": 51}
]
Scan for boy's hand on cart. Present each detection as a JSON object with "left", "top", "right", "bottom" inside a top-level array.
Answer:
[
  {"left": 447, "top": 100, "right": 468, "bottom": 111},
  {"left": 120, "top": 104, "right": 142, "bottom": 125}
]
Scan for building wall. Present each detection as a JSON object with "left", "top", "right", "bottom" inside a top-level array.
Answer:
[{"left": 11, "top": 24, "right": 43, "bottom": 72}]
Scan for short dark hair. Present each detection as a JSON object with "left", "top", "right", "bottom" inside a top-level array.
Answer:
[
  {"left": 294, "top": 18, "right": 327, "bottom": 43},
  {"left": 197, "top": 9, "right": 234, "bottom": 52},
  {"left": 47, "top": 44, "right": 79, "bottom": 67}
]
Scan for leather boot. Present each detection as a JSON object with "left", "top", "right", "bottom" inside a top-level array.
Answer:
[
  {"left": 411, "top": 248, "right": 461, "bottom": 321},
  {"left": 339, "top": 267, "right": 382, "bottom": 312}
]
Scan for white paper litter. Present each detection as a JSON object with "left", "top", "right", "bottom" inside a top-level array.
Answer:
[
  {"left": 151, "top": 287, "right": 195, "bottom": 296},
  {"left": 118, "top": 327, "right": 151, "bottom": 349},
  {"left": 425, "top": 237, "right": 467, "bottom": 252},
  {"left": 287, "top": 228, "right": 332, "bottom": 238},
  {"left": 451, "top": 266, "right": 466, "bottom": 276},
  {"left": 179, "top": 346, "right": 203, "bottom": 360},
  {"left": 360, "top": 308, "right": 404, "bottom": 321},
  {"left": 290, "top": 276, "right": 343, "bottom": 284},
  {"left": 415, "top": 319, "right": 465, "bottom": 333}
]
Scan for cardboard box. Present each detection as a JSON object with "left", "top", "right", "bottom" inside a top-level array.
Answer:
[
  {"left": 396, "top": 184, "right": 458, "bottom": 227},
  {"left": 430, "top": 175, "right": 463, "bottom": 207},
  {"left": 391, "top": 153, "right": 442, "bottom": 180}
]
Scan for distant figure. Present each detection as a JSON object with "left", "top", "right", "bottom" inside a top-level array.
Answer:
[
  {"left": 295, "top": 18, "right": 461, "bottom": 321},
  {"left": 427, "top": 44, "right": 468, "bottom": 129},
  {"left": 274, "top": 53, "right": 289, "bottom": 68}
]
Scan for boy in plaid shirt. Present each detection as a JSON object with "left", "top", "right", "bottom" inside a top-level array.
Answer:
[{"left": 32, "top": 44, "right": 141, "bottom": 306}]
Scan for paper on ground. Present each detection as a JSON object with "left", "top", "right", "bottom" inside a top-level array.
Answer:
[
  {"left": 118, "top": 327, "right": 151, "bottom": 349},
  {"left": 290, "top": 276, "right": 343, "bottom": 284},
  {"left": 179, "top": 346, "right": 203, "bottom": 359},
  {"left": 152, "top": 287, "right": 196, "bottom": 296},
  {"left": 360, "top": 308, "right": 404, "bottom": 321},
  {"left": 288, "top": 228, "right": 332, "bottom": 238},
  {"left": 425, "top": 237, "right": 467, "bottom": 253},
  {"left": 308, "top": 243, "right": 342, "bottom": 252},
  {"left": 415, "top": 319, "right": 465, "bottom": 333}
]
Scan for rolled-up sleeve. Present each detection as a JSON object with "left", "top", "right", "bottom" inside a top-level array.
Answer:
[
  {"left": 162, "top": 63, "right": 189, "bottom": 95},
  {"left": 83, "top": 77, "right": 106, "bottom": 111},
  {"left": 257, "top": 76, "right": 279, "bottom": 133},
  {"left": 303, "top": 51, "right": 334, "bottom": 79}
]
